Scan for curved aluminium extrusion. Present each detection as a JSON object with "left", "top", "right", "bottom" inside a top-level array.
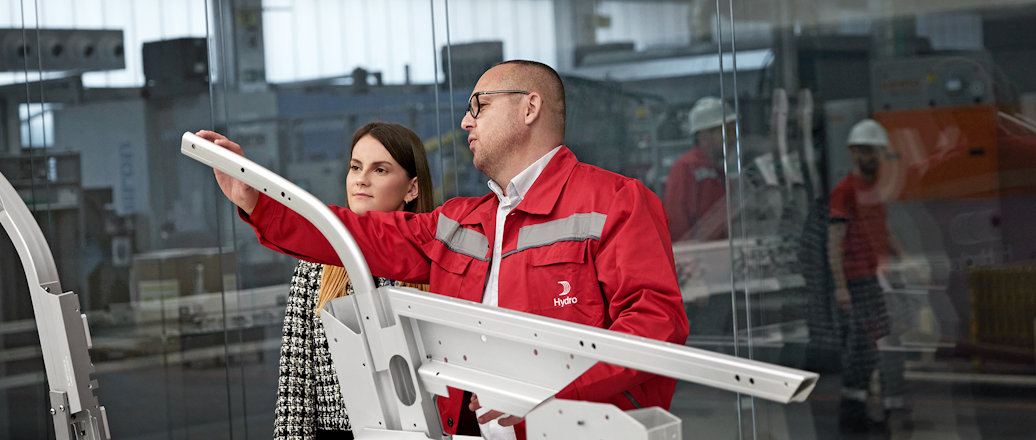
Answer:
[
  {"left": 183, "top": 132, "right": 454, "bottom": 437},
  {"left": 181, "top": 131, "right": 820, "bottom": 402},
  {"left": 181, "top": 131, "right": 820, "bottom": 439},
  {"left": 179, "top": 132, "right": 377, "bottom": 297},
  {"left": 0, "top": 172, "right": 60, "bottom": 292},
  {"left": 0, "top": 171, "right": 109, "bottom": 439}
]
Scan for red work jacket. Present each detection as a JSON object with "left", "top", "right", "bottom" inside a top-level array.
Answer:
[
  {"left": 243, "top": 146, "right": 689, "bottom": 438},
  {"left": 663, "top": 146, "right": 727, "bottom": 242}
]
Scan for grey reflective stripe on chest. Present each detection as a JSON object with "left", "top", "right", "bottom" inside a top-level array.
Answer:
[
  {"left": 435, "top": 213, "right": 490, "bottom": 261},
  {"left": 505, "top": 212, "right": 606, "bottom": 257}
]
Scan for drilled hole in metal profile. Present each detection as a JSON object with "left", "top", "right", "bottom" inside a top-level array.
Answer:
[
  {"left": 749, "top": 378, "right": 755, "bottom": 384},
  {"left": 240, "top": 167, "right": 244, "bottom": 173},
  {"left": 280, "top": 191, "right": 285, "bottom": 197},
  {"left": 579, "top": 340, "right": 584, "bottom": 347},
  {"left": 463, "top": 355, "right": 468, "bottom": 361},
  {"left": 533, "top": 349, "right": 538, "bottom": 355},
  {"left": 735, "top": 375, "right": 741, "bottom": 381}
]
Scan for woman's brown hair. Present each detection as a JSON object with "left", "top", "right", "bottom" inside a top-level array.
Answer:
[{"left": 316, "top": 122, "right": 433, "bottom": 314}]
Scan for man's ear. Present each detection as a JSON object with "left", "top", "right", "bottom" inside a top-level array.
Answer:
[{"left": 524, "top": 92, "right": 543, "bottom": 126}]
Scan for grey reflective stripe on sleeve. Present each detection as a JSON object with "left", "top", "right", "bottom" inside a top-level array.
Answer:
[
  {"left": 435, "top": 213, "right": 490, "bottom": 261},
  {"left": 508, "top": 212, "right": 606, "bottom": 256}
]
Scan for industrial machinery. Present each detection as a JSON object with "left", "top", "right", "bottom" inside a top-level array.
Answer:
[
  {"left": 870, "top": 53, "right": 1036, "bottom": 346},
  {"left": 0, "top": 28, "right": 124, "bottom": 72},
  {"left": 180, "top": 131, "right": 818, "bottom": 439}
]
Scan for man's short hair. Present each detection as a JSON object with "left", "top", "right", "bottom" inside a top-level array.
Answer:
[{"left": 495, "top": 60, "right": 566, "bottom": 131}]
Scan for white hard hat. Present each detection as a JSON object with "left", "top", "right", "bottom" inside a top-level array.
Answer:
[
  {"left": 847, "top": 119, "right": 889, "bottom": 148},
  {"left": 688, "top": 97, "right": 736, "bottom": 135}
]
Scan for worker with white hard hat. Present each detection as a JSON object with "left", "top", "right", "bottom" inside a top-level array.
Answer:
[
  {"left": 846, "top": 119, "right": 889, "bottom": 147},
  {"left": 843, "top": 118, "right": 888, "bottom": 185},
  {"left": 663, "top": 96, "right": 736, "bottom": 242},
  {"left": 827, "top": 118, "right": 907, "bottom": 432},
  {"left": 688, "top": 96, "right": 737, "bottom": 139}
]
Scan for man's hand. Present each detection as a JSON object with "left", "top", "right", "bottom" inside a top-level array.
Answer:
[
  {"left": 469, "top": 393, "right": 523, "bottom": 427},
  {"left": 195, "top": 130, "right": 260, "bottom": 215}
]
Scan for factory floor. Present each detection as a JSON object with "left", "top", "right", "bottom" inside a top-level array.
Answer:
[
  {"left": 672, "top": 362, "right": 1036, "bottom": 439},
  {"left": 3, "top": 339, "right": 1034, "bottom": 439}
]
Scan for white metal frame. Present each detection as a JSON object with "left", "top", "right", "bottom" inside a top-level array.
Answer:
[
  {"left": 0, "top": 172, "right": 109, "bottom": 440},
  {"left": 181, "top": 131, "right": 818, "bottom": 439}
]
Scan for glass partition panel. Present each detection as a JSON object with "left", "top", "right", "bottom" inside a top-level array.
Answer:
[
  {"left": 0, "top": 1, "right": 247, "bottom": 438},
  {"left": 211, "top": 0, "right": 444, "bottom": 439},
  {"left": 2, "top": 0, "right": 443, "bottom": 438},
  {"left": 439, "top": 0, "right": 747, "bottom": 437},
  {"left": 7, "top": 0, "right": 1034, "bottom": 439},
  {"left": 730, "top": 0, "right": 1036, "bottom": 438}
]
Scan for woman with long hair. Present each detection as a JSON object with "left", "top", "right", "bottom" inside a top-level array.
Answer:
[{"left": 273, "top": 122, "right": 433, "bottom": 440}]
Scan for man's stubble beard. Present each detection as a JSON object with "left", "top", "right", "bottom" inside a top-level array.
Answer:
[
  {"left": 475, "top": 125, "right": 523, "bottom": 183},
  {"left": 859, "top": 160, "right": 879, "bottom": 180}
]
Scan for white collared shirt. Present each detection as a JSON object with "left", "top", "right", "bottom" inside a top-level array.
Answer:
[
  {"left": 479, "top": 146, "right": 560, "bottom": 440},
  {"left": 484, "top": 146, "right": 561, "bottom": 307}
]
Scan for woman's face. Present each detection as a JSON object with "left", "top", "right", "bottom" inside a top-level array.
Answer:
[{"left": 347, "top": 135, "right": 418, "bottom": 215}]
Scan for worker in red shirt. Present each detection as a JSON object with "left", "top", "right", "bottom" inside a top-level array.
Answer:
[
  {"left": 828, "top": 119, "right": 906, "bottom": 433},
  {"left": 198, "top": 60, "right": 688, "bottom": 440},
  {"left": 663, "top": 96, "right": 736, "bottom": 242}
]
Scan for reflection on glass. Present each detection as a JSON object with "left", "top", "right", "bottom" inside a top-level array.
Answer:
[
  {"left": 18, "top": 103, "right": 57, "bottom": 148},
  {"left": 4, "top": 0, "right": 1036, "bottom": 439}
]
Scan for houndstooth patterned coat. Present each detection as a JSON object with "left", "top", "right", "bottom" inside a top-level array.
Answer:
[{"left": 273, "top": 261, "right": 398, "bottom": 439}]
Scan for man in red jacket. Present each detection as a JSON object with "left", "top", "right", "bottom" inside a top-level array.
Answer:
[
  {"left": 199, "top": 60, "right": 688, "bottom": 440},
  {"left": 663, "top": 96, "right": 735, "bottom": 242}
]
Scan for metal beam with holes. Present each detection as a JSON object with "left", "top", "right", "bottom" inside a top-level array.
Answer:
[{"left": 181, "top": 131, "right": 818, "bottom": 439}]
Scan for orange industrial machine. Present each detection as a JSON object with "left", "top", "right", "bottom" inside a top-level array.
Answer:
[
  {"left": 872, "top": 54, "right": 1036, "bottom": 202},
  {"left": 870, "top": 53, "right": 1036, "bottom": 359}
]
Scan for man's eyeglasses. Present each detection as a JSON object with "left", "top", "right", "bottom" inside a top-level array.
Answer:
[{"left": 466, "top": 90, "right": 530, "bottom": 119}]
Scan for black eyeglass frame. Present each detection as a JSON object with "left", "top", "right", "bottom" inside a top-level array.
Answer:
[{"left": 466, "top": 90, "right": 530, "bottom": 118}]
